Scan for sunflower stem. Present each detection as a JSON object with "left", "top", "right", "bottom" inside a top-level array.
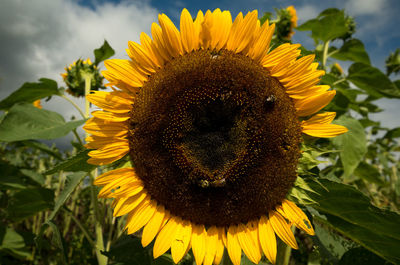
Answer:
[
  {"left": 60, "top": 94, "right": 86, "bottom": 119},
  {"left": 322, "top": 40, "right": 330, "bottom": 70}
]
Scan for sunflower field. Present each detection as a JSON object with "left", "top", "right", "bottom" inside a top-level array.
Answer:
[{"left": 0, "top": 6, "right": 399, "bottom": 265}]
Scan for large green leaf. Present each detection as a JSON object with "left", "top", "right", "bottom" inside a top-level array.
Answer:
[
  {"left": 47, "top": 172, "right": 86, "bottom": 221},
  {"left": 296, "top": 9, "right": 348, "bottom": 42},
  {"left": 0, "top": 160, "right": 27, "bottom": 189},
  {"left": 0, "top": 78, "right": 60, "bottom": 110},
  {"left": 103, "top": 235, "right": 152, "bottom": 265},
  {"left": 0, "top": 226, "right": 32, "bottom": 259},
  {"left": 339, "top": 247, "right": 386, "bottom": 265},
  {"left": 94, "top": 40, "right": 115, "bottom": 65},
  {"left": 44, "top": 150, "right": 96, "bottom": 175},
  {"left": 7, "top": 187, "right": 54, "bottom": 221},
  {"left": 305, "top": 178, "right": 400, "bottom": 264},
  {"left": 332, "top": 116, "right": 367, "bottom": 180},
  {"left": 331, "top": 39, "right": 370, "bottom": 65},
  {"left": 347, "top": 63, "right": 400, "bottom": 98},
  {"left": 353, "top": 162, "right": 384, "bottom": 185},
  {"left": 0, "top": 103, "right": 85, "bottom": 141}
]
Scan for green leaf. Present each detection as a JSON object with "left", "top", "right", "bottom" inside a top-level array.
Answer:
[
  {"left": 0, "top": 226, "right": 32, "bottom": 259},
  {"left": 331, "top": 39, "right": 370, "bottom": 65},
  {"left": 94, "top": 40, "right": 115, "bottom": 65},
  {"left": 0, "top": 103, "right": 85, "bottom": 141},
  {"left": 36, "top": 221, "right": 68, "bottom": 264},
  {"left": 305, "top": 178, "right": 400, "bottom": 264},
  {"left": 384, "top": 127, "right": 400, "bottom": 139},
  {"left": 339, "top": 247, "right": 387, "bottom": 265},
  {"left": 7, "top": 187, "right": 54, "bottom": 221},
  {"left": 297, "top": 9, "right": 348, "bottom": 42},
  {"left": 0, "top": 161, "right": 27, "bottom": 190},
  {"left": 347, "top": 63, "right": 400, "bottom": 98},
  {"left": 44, "top": 149, "right": 96, "bottom": 175},
  {"left": 20, "top": 140, "right": 63, "bottom": 160},
  {"left": 354, "top": 162, "right": 384, "bottom": 185},
  {"left": 0, "top": 78, "right": 60, "bottom": 110},
  {"left": 47, "top": 172, "right": 86, "bottom": 221},
  {"left": 103, "top": 235, "right": 152, "bottom": 265},
  {"left": 20, "top": 169, "right": 45, "bottom": 185},
  {"left": 332, "top": 116, "right": 367, "bottom": 180}
]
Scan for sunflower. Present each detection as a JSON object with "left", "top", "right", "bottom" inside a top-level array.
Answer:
[
  {"left": 285, "top": 6, "right": 297, "bottom": 39},
  {"left": 33, "top": 99, "right": 42, "bottom": 109},
  {"left": 61, "top": 58, "right": 104, "bottom": 97},
  {"left": 84, "top": 9, "right": 347, "bottom": 265}
]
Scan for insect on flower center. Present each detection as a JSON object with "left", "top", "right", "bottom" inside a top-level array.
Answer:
[{"left": 128, "top": 49, "right": 302, "bottom": 226}]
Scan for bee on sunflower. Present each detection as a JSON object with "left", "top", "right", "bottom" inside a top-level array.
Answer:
[{"left": 84, "top": 9, "right": 347, "bottom": 265}]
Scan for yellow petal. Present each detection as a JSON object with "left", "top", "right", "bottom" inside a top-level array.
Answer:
[
  {"left": 94, "top": 168, "right": 137, "bottom": 186},
  {"left": 258, "top": 215, "right": 277, "bottom": 264},
  {"left": 269, "top": 211, "right": 298, "bottom": 249},
  {"left": 204, "top": 226, "right": 218, "bottom": 265},
  {"left": 153, "top": 217, "right": 179, "bottom": 258},
  {"left": 281, "top": 200, "right": 315, "bottom": 235},
  {"left": 226, "top": 225, "right": 242, "bottom": 265},
  {"left": 237, "top": 222, "right": 261, "bottom": 264},
  {"left": 158, "top": 14, "right": 183, "bottom": 57},
  {"left": 86, "top": 90, "right": 133, "bottom": 114},
  {"left": 191, "top": 224, "right": 207, "bottom": 265},
  {"left": 180, "top": 8, "right": 196, "bottom": 53},
  {"left": 126, "top": 198, "right": 157, "bottom": 234},
  {"left": 295, "top": 90, "right": 336, "bottom": 116},
  {"left": 213, "top": 227, "right": 225, "bottom": 265},
  {"left": 171, "top": 219, "right": 192, "bottom": 263},
  {"left": 142, "top": 204, "right": 167, "bottom": 247},
  {"left": 113, "top": 192, "right": 147, "bottom": 217}
]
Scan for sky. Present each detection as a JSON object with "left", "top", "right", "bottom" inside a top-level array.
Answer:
[{"left": 0, "top": 0, "right": 399, "bottom": 148}]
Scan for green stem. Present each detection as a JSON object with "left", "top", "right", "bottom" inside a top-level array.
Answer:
[
  {"left": 60, "top": 94, "right": 86, "bottom": 119},
  {"left": 64, "top": 208, "right": 96, "bottom": 247},
  {"left": 322, "top": 40, "right": 330, "bottom": 70},
  {"left": 72, "top": 129, "right": 84, "bottom": 146},
  {"left": 332, "top": 78, "right": 346, "bottom": 86}
]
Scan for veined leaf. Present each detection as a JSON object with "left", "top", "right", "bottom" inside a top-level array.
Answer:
[
  {"left": 305, "top": 178, "right": 400, "bottom": 264},
  {"left": 331, "top": 39, "right": 370, "bottom": 65},
  {"left": 347, "top": 63, "right": 400, "bottom": 98},
  {"left": 332, "top": 116, "right": 366, "bottom": 180},
  {"left": 94, "top": 40, "right": 115, "bottom": 65},
  {"left": 0, "top": 78, "right": 60, "bottom": 110},
  {"left": 44, "top": 149, "right": 96, "bottom": 175},
  {"left": 0, "top": 103, "right": 85, "bottom": 141},
  {"left": 297, "top": 8, "right": 348, "bottom": 42}
]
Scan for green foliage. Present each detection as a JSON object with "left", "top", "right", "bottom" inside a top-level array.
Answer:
[
  {"left": 330, "top": 39, "right": 370, "bottom": 65},
  {"left": 0, "top": 78, "right": 60, "bottom": 110},
  {"left": 0, "top": 103, "right": 85, "bottom": 141},
  {"left": 44, "top": 150, "right": 96, "bottom": 175},
  {"left": 94, "top": 40, "right": 115, "bottom": 65},
  {"left": 303, "top": 178, "right": 400, "bottom": 264},
  {"left": 332, "top": 116, "right": 367, "bottom": 180},
  {"left": 296, "top": 8, "right": 349, "bottom": 42}
]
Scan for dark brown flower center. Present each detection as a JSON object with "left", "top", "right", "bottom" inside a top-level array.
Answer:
[{"left": 128, "top": 49, "right": 302, "bottom": 227}]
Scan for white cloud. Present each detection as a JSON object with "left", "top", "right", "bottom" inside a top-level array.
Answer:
[
  {"left": 345, "top": 0, "right": 388, "bottom": 16},
  {"left": 0, "top": 0, "right": 158, "bottom": 116},
  {"left": 295, "top": 5, "right": 319, "bottom": 23},
  {"left": 0, "top": 0, "right": 159, "bottom": 147}
]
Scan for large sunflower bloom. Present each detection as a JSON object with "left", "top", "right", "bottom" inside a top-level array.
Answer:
[{"left": 84, "top": 9, "right": 347, "bottom": 265}]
